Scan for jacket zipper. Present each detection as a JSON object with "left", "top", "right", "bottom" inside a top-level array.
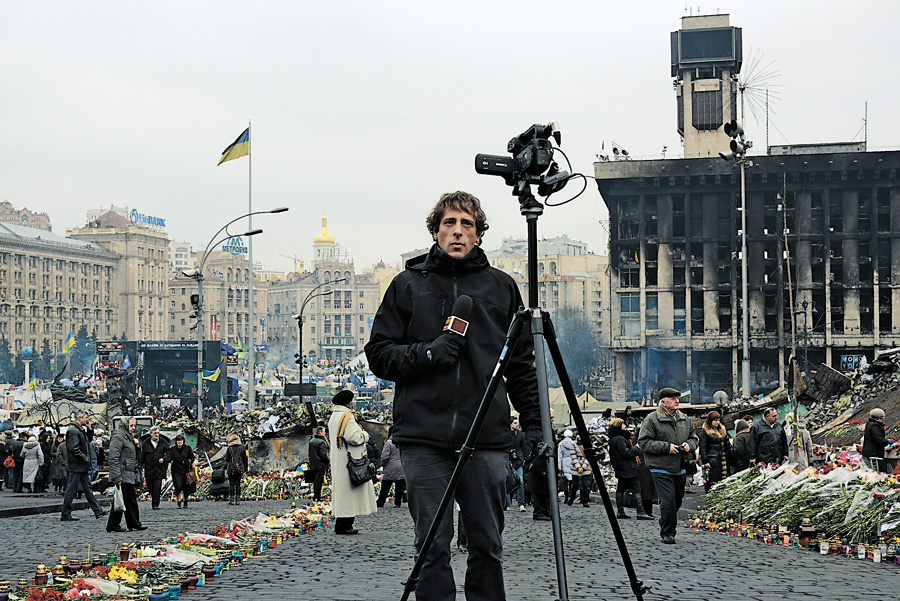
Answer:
[{"left": 449, "top": 277, "right": 460, "bottom": 441}]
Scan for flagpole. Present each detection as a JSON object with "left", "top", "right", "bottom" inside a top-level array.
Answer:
[{"left": 247, "top": 120, "right": 256, "bottom": 411}]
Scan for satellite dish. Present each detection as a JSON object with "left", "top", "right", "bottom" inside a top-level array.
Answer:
[{"left": 713, "top": 390, "right": 729, "bottom": 406}]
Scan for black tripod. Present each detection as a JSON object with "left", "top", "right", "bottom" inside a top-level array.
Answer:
[{"left": 399, "top": 184, "right": 647, "bottom": 601}]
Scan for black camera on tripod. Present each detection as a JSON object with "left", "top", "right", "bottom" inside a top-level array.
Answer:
[{"left": 475, "top": 121, "right": 569, "bottom": 197}]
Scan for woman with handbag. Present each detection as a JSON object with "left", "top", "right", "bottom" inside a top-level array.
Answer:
[
  {"left": 167, "top": 434, "right": 195, "bottom": 509},
  {"left": 225, "top": 434, "right": 248, "bottom": 505},
  {"left": 608, "top": 418, "right": 653, "bottom": 520},
  {"left": 327, "top": 389, "right": 377, "bottom": 534}
]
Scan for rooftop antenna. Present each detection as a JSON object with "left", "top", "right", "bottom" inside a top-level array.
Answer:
[{"left": 735, "top": 48, "right": 784, "bottom": 146}]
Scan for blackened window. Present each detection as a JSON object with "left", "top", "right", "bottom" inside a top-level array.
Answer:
[{"left": 692, "top": 89, "right": 723, "bottom": 131}]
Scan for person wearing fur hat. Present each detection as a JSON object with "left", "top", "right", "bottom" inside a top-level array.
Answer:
[
  {"left": 731, "top": 419, "right": 752, "bottom": 473},
  {"left": 862, "top": 408, "right": 889, "bottom": 472},
  {"left": 328, "top": 389, "right": 377, "bottom": 534},
  {"left": 698, "top": 411, "right": 730, "bottom": 493}
]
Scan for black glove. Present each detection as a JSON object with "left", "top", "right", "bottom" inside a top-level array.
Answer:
[{"left": 425, "top": 332, "right": 467, "bottom": 368}]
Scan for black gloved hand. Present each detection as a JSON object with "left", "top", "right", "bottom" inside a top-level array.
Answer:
[{"left": 425, "top": 332, "right": 467, "bottom": 368}]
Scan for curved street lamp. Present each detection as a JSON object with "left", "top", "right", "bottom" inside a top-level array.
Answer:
[
  {"left": 182, "top": 206, "right": 288, "bottom": 417},
  {"left": 292, "top": 277, "right": 348, "bottom": 396}
]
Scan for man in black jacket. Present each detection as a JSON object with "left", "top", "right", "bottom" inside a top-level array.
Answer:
[
  {"left": 366, "top": 191, "right": 541, "bottom": 601},
  {"left": 60, "top": 411, "right": 107, "bottom": 521},
  {"left": 508, "top": 417, "right": 526, "bottom": 512},
  {"left": 139, "top": 426, "right": 170, "bottom": 510},
  {"left": 748, "top": 407, "right": 788, "bottom": 467},
  {"left": 307, "top": 426, "right": 329, "bottom": 502},
  {"left": 862, "top": 408, "right": 890, "bottom": 472}
]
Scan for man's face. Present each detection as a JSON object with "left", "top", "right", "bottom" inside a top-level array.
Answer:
[
  {"left": 511, "top": 419, "right": 519, "bottom": 432},
  {"left": 150, "top": 429, "right": 160, "bottom": 440},
  {"left": 660, "top": 395, "right": 680, "bottom": 412},
  {"left": 765, "top": 411, "right": 778, "bottom": 424},
  {"left": 433, "top": 208, "right": 480, "bottom": 259},
  {"left": 76, "top": 414, "right": 88, "bottom": 426}
]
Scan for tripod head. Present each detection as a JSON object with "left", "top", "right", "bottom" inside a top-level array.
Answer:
[{"left": 475, "top": 121, "right": 570, "bottom": 204}]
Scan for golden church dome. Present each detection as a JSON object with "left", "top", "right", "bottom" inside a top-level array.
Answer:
[{"left": 313, "top": 213, "right": 335, "bottom": 245}]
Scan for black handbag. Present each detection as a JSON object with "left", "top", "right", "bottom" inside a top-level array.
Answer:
[
  {"left": 505, "top": 460, "right": 520, "bottom": 494},
  {"left": 680, "top": 452, "right": 698, "bottom": 476},
  {"left": 347, "top": 454, "right": 376, "bottom": 487}
]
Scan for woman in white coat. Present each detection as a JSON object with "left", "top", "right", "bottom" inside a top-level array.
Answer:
[
  {"left": 328, "top": 389, "right": 376, "bottom": 534},
  {"left": 22, "top": 435, "right": 44, "bottom": 493}
]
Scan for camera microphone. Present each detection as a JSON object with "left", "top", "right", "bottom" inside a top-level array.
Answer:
[
  {"left": 548, "top": 120, "right": 561, "bottom": 145},
  {"left": 443, "top": 294, "right": 472, "bottom": 336}
]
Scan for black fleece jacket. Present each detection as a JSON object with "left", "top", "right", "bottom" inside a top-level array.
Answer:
[{"left": 365, "top": 244, "right": 541, "bottom": 451}]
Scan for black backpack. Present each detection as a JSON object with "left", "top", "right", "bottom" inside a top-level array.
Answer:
[{"left": 227, "top": 446, "right": 245, "bottom": 476}]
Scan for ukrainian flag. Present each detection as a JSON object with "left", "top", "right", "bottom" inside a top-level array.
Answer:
[
  {"left": 218, "top": 128, "right": 250, "bottom": 165},
  {"left": 202, "top": 362, "right": 222, "bottom": 382},
  {"left": 680, "top": 387, "right": 691, "bottom": 398},
  {"left": 26, "top": 372, "right": 37, "bottom": 390},
  {"left": 62, "top": 332, "right": 75, "bottom": 353}
]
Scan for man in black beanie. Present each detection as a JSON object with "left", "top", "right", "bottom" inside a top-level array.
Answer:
[{"left": 366, "top": 191, "right": 541, "bottom": 601}]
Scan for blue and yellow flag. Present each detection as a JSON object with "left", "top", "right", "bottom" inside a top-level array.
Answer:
[
  {"left": 218, "top": 128, "right": 250, "bottom": 165},
  {"left": 123, "top": 354, "right": 132, "bottom": 369},
  {"left": 680, "top": 387, "right": 691, "bottom": 398},
  {"left": 202, "top": 362, "right": 223, "bottom": 381},
  {"left": 26, "top": 372, "right": 37, "bottom": 390},
  {"left": 62, "top": 332, "right": 75, "bottom": 353}
]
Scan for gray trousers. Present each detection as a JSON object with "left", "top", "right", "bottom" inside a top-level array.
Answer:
[{"left": 400, "top": 446, "right": 507, "bottom": 601}]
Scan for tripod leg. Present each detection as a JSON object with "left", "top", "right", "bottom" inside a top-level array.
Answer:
[
  {"left": 542, "top": 312, "right": 649, "bottom": 601},
  {"left": 529, "top": 309, "right": 570, "bottom": 600}
]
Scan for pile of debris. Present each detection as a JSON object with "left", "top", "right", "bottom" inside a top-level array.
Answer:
[{"left": 802, "top": 348, "right": 900, "bottom": 434}]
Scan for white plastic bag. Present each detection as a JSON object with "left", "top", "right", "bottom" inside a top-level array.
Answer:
[{"left": 113, "top": 485, "right": 126, "bottom": 512}]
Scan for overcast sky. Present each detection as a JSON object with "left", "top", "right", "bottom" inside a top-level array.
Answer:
[{"left": 4, "top": 1, "right": 899, "bottom": 273}]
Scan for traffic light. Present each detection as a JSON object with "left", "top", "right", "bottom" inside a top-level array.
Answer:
[{"left": 189, "top": 294, "right": 200, "bottom": 329}]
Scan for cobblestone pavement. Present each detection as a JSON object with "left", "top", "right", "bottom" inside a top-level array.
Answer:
[{"left": 1, "top": 490, "right": 897, "bottom": 600}]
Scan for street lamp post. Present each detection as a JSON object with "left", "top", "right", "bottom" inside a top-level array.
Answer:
[
  {"left": 293, "top": 277, "right": 348, "bottom": 394},
  {"left": 182, "top": 206, "right": 288, "bottom": 418},
  {"left": 721, "top": 107, "right": 753, "bottom": 399}
]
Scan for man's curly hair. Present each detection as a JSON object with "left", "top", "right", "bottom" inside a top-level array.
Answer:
[{"left": 425, "top": 191, "right": 489, "bottom": 243}]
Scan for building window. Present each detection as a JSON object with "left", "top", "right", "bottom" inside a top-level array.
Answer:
[
  {"left": 620, "top": 268, "right": 639, "bottom": 288},
  {"left": 620, "top": 292, "right": 641, "bottom": 337},
  {"left": 691, "top": 89, "right": 723, "bottom": 131}
]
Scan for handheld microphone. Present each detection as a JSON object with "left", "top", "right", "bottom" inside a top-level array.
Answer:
[{"left": 443, "top": 294, "right": 472, "bottom": 336}]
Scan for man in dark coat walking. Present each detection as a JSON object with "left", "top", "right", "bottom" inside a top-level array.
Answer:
[
  {"left": 60, "top": 411, "right": 107, "bottom": 521},
  {"left": 139, "top": 425, "right": 169, "bottom": 510}
]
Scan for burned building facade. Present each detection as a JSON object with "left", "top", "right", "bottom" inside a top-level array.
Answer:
[{"left": 595, "top": 147, "right": 900, "bottom": 403}]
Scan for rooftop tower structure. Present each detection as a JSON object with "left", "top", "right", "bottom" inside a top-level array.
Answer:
[{"left": 672, "top": 14, "right": 743, "bottom": 158}]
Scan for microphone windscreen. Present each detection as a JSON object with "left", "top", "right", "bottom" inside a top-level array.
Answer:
[{"left": 451, "top": 294, "right": 473, "bottom": 321}]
